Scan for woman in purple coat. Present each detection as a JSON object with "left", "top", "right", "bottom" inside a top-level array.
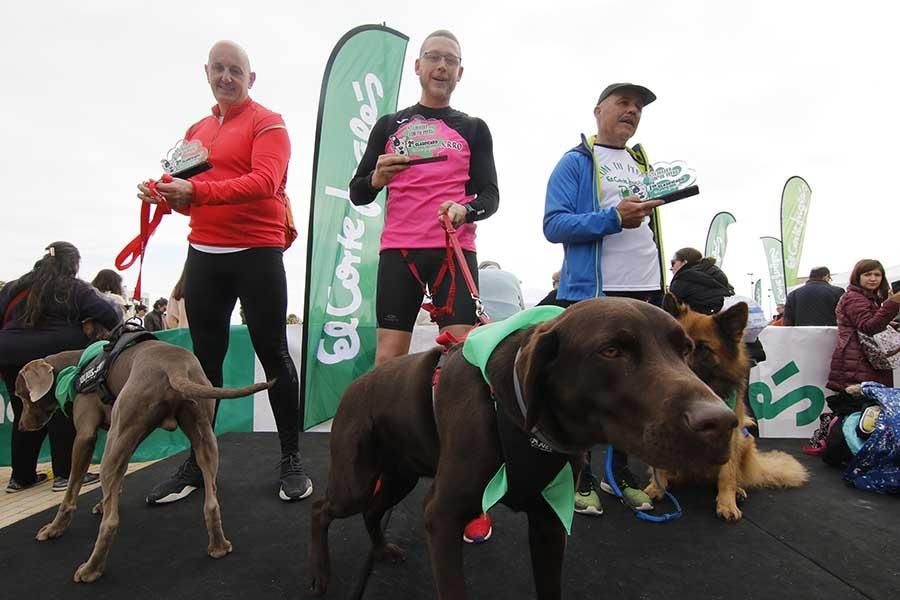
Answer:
[
  {"left": 0, "top": 242, "right": 120, "bottom": 492},
  {"left": 827, "top": 259, "right": 900, "bottom": 394}
]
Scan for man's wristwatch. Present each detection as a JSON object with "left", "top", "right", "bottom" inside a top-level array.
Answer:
[{"left": 465, "top": 203, "right": 478, "bottom": 223}]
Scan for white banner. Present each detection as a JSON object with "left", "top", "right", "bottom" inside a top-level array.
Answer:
[
  {"left": 252, "top": 324, "right": 898, "bottom": 438},
  {"left": 751, "top": 326, "right": 899, "bottom": 437}
]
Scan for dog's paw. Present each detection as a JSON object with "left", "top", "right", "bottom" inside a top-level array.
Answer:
[
  {"left": 36, "top": 522, "right": 66, "bottom": 541},
  {"left": 716, "top": 501, "right": 743, "bottom": 522},
  {"left": 73, "top": 562, "right": 103, "bottom": 583},
  {"left": 643, "top": 483, "right": 666, "bottom": 501},
  {"left": 208, "top": 539, "right": 233, "bottom": 559},
  {"left": 371, "top": 542, "right": 406, "bottom": 563},
  {"left": 736, "top": 487, "right": 748, "bottom": 502}
]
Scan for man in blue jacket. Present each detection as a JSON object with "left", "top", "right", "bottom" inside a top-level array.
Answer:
[{"left": 543, "top": 83, "right": 666, "bottom": 517}]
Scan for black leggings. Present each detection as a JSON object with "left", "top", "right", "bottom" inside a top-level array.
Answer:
[
  {"left": 183, "top": 247, "right": 299, "bottom": 456},
  {"left": 1, "top": 366, "right": 76, "bottom": 482}
]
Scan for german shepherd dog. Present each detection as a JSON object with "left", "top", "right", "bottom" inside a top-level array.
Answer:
[{"left": 644, "top": 294, "right": 809, "bottom": 521}]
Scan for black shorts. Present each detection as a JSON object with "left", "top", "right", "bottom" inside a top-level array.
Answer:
[{"left": 377, "top": 248, "right": 479, "bottom": 332}]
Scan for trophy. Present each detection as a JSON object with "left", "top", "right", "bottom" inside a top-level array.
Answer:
[
  {"left": 641, "top": 161, "right": 699, "bottom": 204},
  {"left": 160, "top": 139, "right": 212, "bottom": 179}
]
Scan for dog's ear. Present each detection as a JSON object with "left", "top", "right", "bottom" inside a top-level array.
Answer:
[
  {"left": 714, "top": 301, "right": 749, "bottom": 343},
  {"left": 15, "top": 359, "right": 55, "bottom": 403},
  {"left": 519, "top": 322, "right": 561, "bottom": 432},
  {"left": 662, "top": 292, "right": 687, "bottom": 319}
]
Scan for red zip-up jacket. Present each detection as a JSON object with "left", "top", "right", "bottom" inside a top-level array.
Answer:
[{"left": 178, "top": 97, "right": 290, "bottom": 248}]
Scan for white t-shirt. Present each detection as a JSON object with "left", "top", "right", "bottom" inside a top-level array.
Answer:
[{"left": 593, "top": 145, "right": 661, "bottom": 292}]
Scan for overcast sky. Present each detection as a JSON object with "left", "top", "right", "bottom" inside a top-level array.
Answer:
[{"left": 2, "top": 0, "right": 897, "bottom": 318}]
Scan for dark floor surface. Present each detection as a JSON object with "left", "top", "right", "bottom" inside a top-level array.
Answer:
[{"left": 2, "top": 434, "right": 897, "bottom": 599}]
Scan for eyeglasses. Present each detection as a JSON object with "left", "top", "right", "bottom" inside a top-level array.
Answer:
[
  {"left": 421, "top": 52, "right": 461, "bottom": 67},
  {"left": 670, "top": 259, "right": 680, "bottom": 267}
]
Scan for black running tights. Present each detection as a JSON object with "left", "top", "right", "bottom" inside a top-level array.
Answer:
[{"left": 183, "top": 246, "right": 299, "bottom": 456}]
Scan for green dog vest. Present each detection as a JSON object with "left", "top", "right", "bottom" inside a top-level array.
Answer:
[
  {"left": 54, "top": 340, "right": 108, "bottom": 413},
  {"left": 461, "top": 306, "right": 575, "bottom": 534}
]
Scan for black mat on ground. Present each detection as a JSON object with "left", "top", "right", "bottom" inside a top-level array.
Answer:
[
  {"left": 0, "top": 432, "right": 363, "bottom": 600},
  {"left": 365, "top": 439, "right": 899, "bottom": 599},
  {"left": 4, "top": 436, "right": 899, "bottom": 599}
]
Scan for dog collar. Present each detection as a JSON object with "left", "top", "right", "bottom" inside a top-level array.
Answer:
[{"left": 512, "top": 348, "right": 563, "bottom": 454}]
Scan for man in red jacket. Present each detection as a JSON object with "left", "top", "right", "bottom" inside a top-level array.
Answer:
[{"left": 137, "top": 40, "right": 311, "bottom": 504}]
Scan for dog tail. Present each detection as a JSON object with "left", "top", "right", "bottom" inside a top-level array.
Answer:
[
  {"left": 741, "top": 448, "right": 809, "bottom": 489},
  {"left": 169, "top": 376, "right": 275, "bottom": 400}
]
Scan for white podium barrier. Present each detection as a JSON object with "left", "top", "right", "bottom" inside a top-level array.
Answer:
[
  {"left": 251, "top": 324, "right": 898, "bottom": 438},
  {"left": 751, "top": 326, "right": 899, "bottom": 438},
  {"left": 253, "top": 324, "right": 441, "bottom": 432}
]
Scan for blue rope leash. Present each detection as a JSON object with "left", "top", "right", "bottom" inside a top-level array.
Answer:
[{"left": 604, "top": 444, "right": 682, "bottom": 523}]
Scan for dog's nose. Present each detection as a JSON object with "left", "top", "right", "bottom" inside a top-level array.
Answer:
[{"left": 683, "top": 402, "right": 738, "bottom": 439}]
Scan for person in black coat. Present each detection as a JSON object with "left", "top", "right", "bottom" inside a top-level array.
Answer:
[
  {"left": 783, "top": 266, "right": 844, "bottom": 326},
  {"left": 0, "top": 242, "right": 120, "bottom": 492},
  {"left": 668, "top": 247, "right": 734, "bottom": 314}
]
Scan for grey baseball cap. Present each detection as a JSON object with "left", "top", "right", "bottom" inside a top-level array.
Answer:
[{"left": 597, "top": 83, "right": 656, "bottom": 107}]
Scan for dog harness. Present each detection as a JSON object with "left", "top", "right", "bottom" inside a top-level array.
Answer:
[
  {"left": 54, "top": 340, "right": 108, "bottom": 415},
  {"left": 461, "top": 306, "right": 576, "bottom": 534},
  {"left": 56, "top": 323, "right": 157, "bottom": 409}
]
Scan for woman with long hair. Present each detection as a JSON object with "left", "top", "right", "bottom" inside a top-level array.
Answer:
[
  {"left": 668, "top": 247, "right": 735, "bottom": 314},
  {"left": 0, "top": 242, "right": 120, "bottom": 492},
  {"left": 827, "top": 259, "right": 900, "bottom": 393}
]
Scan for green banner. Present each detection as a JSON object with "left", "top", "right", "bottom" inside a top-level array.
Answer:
[
  {"left": 761, "top": 236, "right": 787, "bottom": 305},
  {"left": 301, "top": 25, "right": 408, "bottom": 429},
  {"left": 754, "top": 278, "right": 762, "bottom": 306},
  {"left": 780, "top": 176, "right": 812, "bottom": 288},
  {"left": 0, "top": 326, "right": 256, "bottom": 467},
  {"left": 704, "top": 211, "right": 736, "bottom": 267}
]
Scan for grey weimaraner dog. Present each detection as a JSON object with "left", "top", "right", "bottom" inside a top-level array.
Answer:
[
  {"left": 15, "top": 340, "right": 271, "bottom": 583},
  {"left": 309, "top": 298, "right": 739, "bottom": 599}
]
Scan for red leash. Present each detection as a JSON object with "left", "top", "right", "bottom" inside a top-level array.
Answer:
[
  {"left": 375, "top": 214, "right": 488, "bottom": 501},
  {"left": 438, "top": 214, "right": 489, "bottom": 325},
  {"left": 402, "top": 214, "right": 489, "bottom": 327},
  {"left": 115, "top": 174, "right": 173, "bottom": 301}
]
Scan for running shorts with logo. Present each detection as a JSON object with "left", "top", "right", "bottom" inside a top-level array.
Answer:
[{"left": 376, "top": 248, "right": 479, "bottom": 332}]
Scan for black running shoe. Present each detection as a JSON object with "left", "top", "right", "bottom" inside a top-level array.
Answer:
[
  {"left": 146, "top": 455, "right": 203, "bottom": 505},
  {"left": 5, "top": 473, "right": 48, "bottom": 493},
  {"left": 52, "top": 472, "right": 101, "bottom": 492},
  {"left": 279, "top": 452, "right": 313, "bottom": 501}
]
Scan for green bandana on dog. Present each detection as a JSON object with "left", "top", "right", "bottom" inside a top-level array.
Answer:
[
  {"left": 462, "top": 306, "right": 575, "bottom": 534},
  {"left": 55, "top": 340, "right": 108, "bottom": 414}
]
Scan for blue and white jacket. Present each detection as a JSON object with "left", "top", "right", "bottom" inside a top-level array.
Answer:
[{"left": 543, "top": 134, "right": 665, "bottom": 301}]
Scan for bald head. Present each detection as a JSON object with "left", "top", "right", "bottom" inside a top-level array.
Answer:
[
  {"left": 205, "top": 40, "right": 256, "bottom": 110},
  {"left": 208, "top": 40, "right": 251, "bottom": 71}
]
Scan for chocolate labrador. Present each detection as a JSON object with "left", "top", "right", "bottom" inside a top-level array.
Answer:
[
  {"left": 15, "top": 341, "right": 271, "bottom": 583},
  {"left": 308, "top": 298, "right": 738, "bottom": 599}
]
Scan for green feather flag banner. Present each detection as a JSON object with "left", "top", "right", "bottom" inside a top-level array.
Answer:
[
  {"left": 780, "top": 176, "right": 813, "bottom": 288},
  {"left": 301, "top": 25, "right": 409, "bottom": 429}
]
